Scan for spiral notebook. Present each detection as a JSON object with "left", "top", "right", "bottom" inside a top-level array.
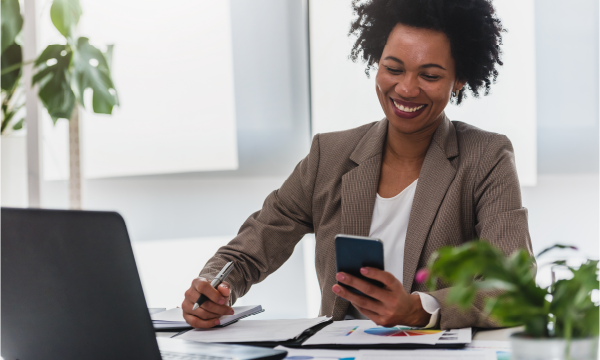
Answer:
[{"left": 151, "top": 305, "right": 264, "bottom": 330}]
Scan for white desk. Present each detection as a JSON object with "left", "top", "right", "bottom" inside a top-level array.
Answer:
[
  {"left": 156, "top": 326, "right": 522, "bottom": 341},
  {"left": 472, "top": 326, "right": 522, "bottom": 341}
]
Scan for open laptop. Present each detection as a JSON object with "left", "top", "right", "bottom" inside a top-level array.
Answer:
[{"left": 1, "top": 207, "right": 287, "bottom": 360}]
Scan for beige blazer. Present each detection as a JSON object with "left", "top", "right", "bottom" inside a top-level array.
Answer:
[{"left": 200, "top": 115, "right": 533, "bottom": 329}]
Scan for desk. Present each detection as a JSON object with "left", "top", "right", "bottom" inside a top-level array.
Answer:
[{"left": 155, "top": 326, "right": 523, "bottom": 342}]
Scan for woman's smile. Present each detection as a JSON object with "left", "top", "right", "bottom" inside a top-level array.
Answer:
[{"left": 389, "top": 97, "right": 428, "bottom": 119}]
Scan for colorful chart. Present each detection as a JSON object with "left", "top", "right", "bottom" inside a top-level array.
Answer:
[
  {"left": 364, "top": 326, "right": 442, "bottom": 337},
  {"left": 345, "top": 326, "right": 359, "bottom": 336}
]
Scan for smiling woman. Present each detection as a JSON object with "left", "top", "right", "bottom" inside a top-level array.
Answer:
[{"left": 184, "top": 0, "right": 533, "bottom": 331}]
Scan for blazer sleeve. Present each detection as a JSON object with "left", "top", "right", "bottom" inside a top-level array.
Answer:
[
  {"left": 198, "top": 135, "right": 321, "bottom": 304},
  {"left": 427, "top": 134, "right": 535, "bottom": 329}
]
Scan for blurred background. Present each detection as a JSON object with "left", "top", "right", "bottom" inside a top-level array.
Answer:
[{"left": 1, "top": 0, "right": 598, "bottom": 319}]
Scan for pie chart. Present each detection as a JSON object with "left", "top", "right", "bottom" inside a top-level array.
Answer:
[{"left": 364, "top": 327, "right": 441, "bottom": 337}]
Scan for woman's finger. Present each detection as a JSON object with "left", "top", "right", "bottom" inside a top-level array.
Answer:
[
  {"left": 332, "top": 284, "right": 382, "bottom": 314},
  {"left": 217, "top": 282, "right": 231, "bottom": 298},
  {"left": 181, "top": 298, "right": 221, "bottom": 319},
  {"left": 183, "top": 313, "right": 221, "bottom": 328},
  {"left": 359, "top": 268, "right": 401, "bottom": 290},
  {"left": 200, "top": 299, "right": 234, "bottom": 316},
  {"left": 336, "top": 272, "right": 387, "bottom": 301},
  {"left": 193, "top": 277, "right": 229, "bottom": 305}
]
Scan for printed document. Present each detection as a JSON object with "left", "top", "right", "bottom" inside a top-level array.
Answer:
[
  {"left": 302, "top": 320, "right": 444, "bottom": 345},
  {"left": 177, "top": 317, "right": 331, "bottom": 343}
]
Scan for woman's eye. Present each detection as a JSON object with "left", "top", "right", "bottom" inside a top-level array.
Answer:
[
  {"left": 385, "top": 66, "right": 402, "bottom": 74},
  {"left": 422, "top": 75, "right": 440, "bottom": 81}
]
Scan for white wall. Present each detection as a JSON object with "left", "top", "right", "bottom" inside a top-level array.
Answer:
[
  {"left": 445, "top": 0, "right": 537, "bottom": 186},
  {"left": 40, "top": 0, "right": 239, "bottom": 180},
  {"left": 309, "top": 0, "right": 384, "bottom": 135}
]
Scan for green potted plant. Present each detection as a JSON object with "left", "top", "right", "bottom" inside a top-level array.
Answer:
[
  {"left": 419, "top": 241, "right": 599, "bottom": 360},
  {"left": 1, "top": 0, "right": 118, "bottom": 208},
  {"left": 1, "top": 0, "right": 28, "bottom": 206}
]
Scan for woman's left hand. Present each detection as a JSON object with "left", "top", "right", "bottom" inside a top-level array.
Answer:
[{"left": 332, "top": 267, "right": 430, "bottom": 327}]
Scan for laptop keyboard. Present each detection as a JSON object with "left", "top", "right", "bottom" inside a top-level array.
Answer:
[{"left": 160, "top": 351, "right": 233, "bottom": 360}]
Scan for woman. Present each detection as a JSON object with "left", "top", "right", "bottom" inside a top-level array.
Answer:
[{"left": 182, "top": 0, "right": 533, "bottom": 330}]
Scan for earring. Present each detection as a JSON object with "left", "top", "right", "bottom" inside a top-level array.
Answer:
[{"left": 452, "top": 90, "right": 457, "bottom": 97}]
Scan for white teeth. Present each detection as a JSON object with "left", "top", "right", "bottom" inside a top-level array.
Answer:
[{"left": 393, "top": 100, "right": 424, "bottom": 113}]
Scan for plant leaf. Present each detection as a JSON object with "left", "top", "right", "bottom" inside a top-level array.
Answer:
[
  {"left": 33, "top": 44, "right": 76, "bottom": 120},
  {"left": 1, "top": 0, "right": 24, "bottom": 52},
  {"left": 72, "top": 37, "right": 118, "bottom": 114},
  {"left": 49, "top": 0, "right": 82, "bottom": 40},
  {"left": 12, "top": 117, "right": 24, "bottom": 130},
  {"left": 536, "top": 244, "right": 578, "bottom": 258},
  {"left": 426, "top": 240, "right": 549, "bottom": 334},
  {"left": 1, "top": 43, "right": 22, "bottom": 90}
]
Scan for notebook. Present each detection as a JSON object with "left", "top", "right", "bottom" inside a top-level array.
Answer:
[
  {"left": 176, "top": 317, "right": 332, "bottom": 343},
  {"left": 151, "top": 305, "right": 264, "bottom": 330}
]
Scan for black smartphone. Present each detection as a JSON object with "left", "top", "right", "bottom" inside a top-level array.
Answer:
[{"left": 335, "top": 234, "right": 385, "bottom": 297}]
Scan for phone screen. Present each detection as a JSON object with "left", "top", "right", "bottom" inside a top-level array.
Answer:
[{"left": 335, "top": 235, "right": 385, "bottom": 298}]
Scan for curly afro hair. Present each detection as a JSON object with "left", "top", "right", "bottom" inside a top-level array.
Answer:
[{"left": 349, "top": 0, "right": 505, "bottom": 104}]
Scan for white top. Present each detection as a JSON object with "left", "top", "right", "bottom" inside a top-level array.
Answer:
[{"left": 346, "top": 179, "right": 440, "bottom": 328}]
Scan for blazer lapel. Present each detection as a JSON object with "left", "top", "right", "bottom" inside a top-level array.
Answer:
[
  {"left": 340, "top": 119, "right": 388, "bottom": 237},
  {"left": 332, "top": 119, "right": 387, "bottom": 319},
  {"left": 403, "top": 115, "right": 458, "bottom": 292},
  {"left": 340, "top": 155, "right": 382, "bottom": 237}
]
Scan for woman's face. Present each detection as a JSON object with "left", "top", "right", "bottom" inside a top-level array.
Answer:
[{"left": 376, "top": 23, "right": 465, "bottom": 136}]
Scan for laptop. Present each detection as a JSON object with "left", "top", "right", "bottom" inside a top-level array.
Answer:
[{"left": 1, "top": 207, "right": 287, "bottom": 360}]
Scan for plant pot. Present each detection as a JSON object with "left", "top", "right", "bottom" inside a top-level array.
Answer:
[
  {"left": 1, "top": 134, "right": 28, "bottom": 207},
  {"left": 510, "top": 332, "right": 598, "bottom": 360}
]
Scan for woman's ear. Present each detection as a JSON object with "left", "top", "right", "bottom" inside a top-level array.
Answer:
[{"left": 453, "top": 79, "right": 467, "bottom": 93}]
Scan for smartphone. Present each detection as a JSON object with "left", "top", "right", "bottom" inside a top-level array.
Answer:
[{"left": 335, "top": 234, "right": 385, "bottom": 297}]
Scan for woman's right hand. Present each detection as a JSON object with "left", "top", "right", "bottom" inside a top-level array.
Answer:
[{"left": 182, "top": 277, "right": 234, "bottom": 328}]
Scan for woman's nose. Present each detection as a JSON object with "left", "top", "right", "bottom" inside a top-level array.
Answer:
[{"left": 394, "top": 74, "right": 420, "bottom": 99}]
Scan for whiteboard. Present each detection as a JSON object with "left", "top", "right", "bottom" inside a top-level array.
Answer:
[
  {"left": 309, "top": 0, "right": 537, "bottom": 186},
  {"left": 41, "top": 0, "right": 238, "bottom": 179}
]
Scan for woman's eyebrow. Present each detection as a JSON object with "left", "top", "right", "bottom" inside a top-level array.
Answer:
[
  {"left": 383, "top": 56, "right": 446, "bottom": 71},
  {"left": 420, "top": 63, "right": 446, "bottom": 70}
]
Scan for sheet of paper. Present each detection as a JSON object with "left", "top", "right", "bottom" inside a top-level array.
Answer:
[
  {"left": 148, "top": 308, "right": 167, "bottom": 315},
  {"left": 466, "top": 341, "right": 511, "bottom": 360},
  {"left": 177, "top": 317, "right": 331, "bottom": 343},
  {"left": 302, "top": 320, "right": 443, "bottom": 346},
  {"left": 356, "top": 350, "right": 497, "bottom": 360},
  {"left": 151, "top": 305, "right": 261, "bottom": 324},
  {"left": 152, "top": 322, "right": 189, "bottom": 329},
  {"left": 435, "top": 328, "right": 472, "bottom": 344},
  {"left": 276, "top": 346, "right": 359, "bottom": 360},
  {"left": 151, "top": 308, "right": 186, "bottom": 322}
]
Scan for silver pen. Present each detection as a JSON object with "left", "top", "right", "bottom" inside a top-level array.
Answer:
[{"left": 193, "top": 261, "right": 235, "bottom": 310}]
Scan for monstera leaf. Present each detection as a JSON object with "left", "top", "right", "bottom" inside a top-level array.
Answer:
[
  {"left": 49, "top": 0, "right": 82, "bottom": 41},
  {"left": 72, "top": 38, "right": 118, "bottom": 114},
  {"left": 1, "top": 43, "right": 22, "bottom": 91},
  {"left": 33, "top": 38, "right": 118, "bottom": 122},
  {"left": 32, "top": 45, "right": 76, "bottom": 122},
  {"left": 1, "top": 0, "right": 24, "bottom": 52}
]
